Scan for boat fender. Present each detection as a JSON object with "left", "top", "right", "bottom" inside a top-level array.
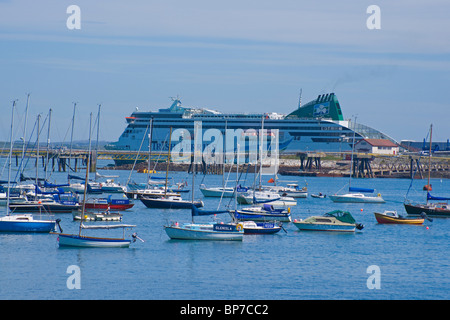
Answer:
[
  {"left": 287, "top": 207, "right": 290, "bottom": 213},
  {"left": 236, "top": 223, "right": 243, "bottom": 231}
]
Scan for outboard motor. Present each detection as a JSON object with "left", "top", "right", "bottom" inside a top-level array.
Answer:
[
  {"left": 55, "top": 219, "right": 63, "bottom": 233},
  {"left": 420, "top": 212, "right": 433, "bottom": 222},
  {"left": 132, "top": 232, "right": 145, "bottom": 243},
  {"left": 356, "top": 223, "right": 364, "bottom": 230}
]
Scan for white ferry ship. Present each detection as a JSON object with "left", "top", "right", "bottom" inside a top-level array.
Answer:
[{"left": 105, "top": 93, "right": 395, "bottom": 163}]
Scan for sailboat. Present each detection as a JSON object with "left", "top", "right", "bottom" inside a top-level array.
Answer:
[
  {"left": 229, "top": 143, "right": 285, "bottom": 233},
  {"left": 164, "top": 152, "right": 243, "bottom": 240},
  {"left": 404, "top": 124, "right": 450, "bottom": 217},
  {"left": 329, "top": 117, "right": 385, "bottom": 203},
  {"left": 0, "top": 100, "right": 57, "bottom": 233},
  {"left": 139, "top": 127, "right": 204, "bottom": 209},
  {"left": 52, "top": 112, "right": 143, "bottom": 247}
]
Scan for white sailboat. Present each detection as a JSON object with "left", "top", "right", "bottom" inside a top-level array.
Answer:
[
  {"left": 52, "top": 112, "right": 143, "bottom": 247},
  {"left": 329, "top": 117, "right": 385, "bottom": 203},
  {"left": 164, "top": 139, "right": 243, "bottom": 240}
]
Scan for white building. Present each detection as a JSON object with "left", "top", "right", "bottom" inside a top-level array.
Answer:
[{"left": 355, "top": 139, "right": 399, "bottom": 155}]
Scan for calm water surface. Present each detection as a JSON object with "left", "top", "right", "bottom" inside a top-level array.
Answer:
[{"left": 1, "top": 165, "right": 449, "bottom": 300}]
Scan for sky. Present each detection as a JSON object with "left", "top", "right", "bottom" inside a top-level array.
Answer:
[{"left": 0, "top": 0, "right": 449, "bottom": 145}]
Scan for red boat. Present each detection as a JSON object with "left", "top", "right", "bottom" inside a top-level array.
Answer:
[{"left": 84, "top": 197, "right": 134, "bottom": 210}]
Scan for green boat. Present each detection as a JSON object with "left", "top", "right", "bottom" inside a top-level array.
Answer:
[{"left": 293, "top": 210, "right": 364, "bottom": 232}]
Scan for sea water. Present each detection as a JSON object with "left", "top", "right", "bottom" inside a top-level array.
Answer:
[{"left": 0, "top": 163, "right": 449, "bottom": 300}]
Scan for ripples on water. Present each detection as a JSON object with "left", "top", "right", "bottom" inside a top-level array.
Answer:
[{"left": 1, "top": 167, "right": 449, "bottom": 300}]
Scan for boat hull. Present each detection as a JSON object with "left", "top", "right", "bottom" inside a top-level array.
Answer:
[
  {"left": 233, "top": 210, "right": 291, "bottom": 222},
  {"left": 329, "top": 194, "right": 385, "bottom": 203},
  {"left": 164, "top": 224, "right": 243, "bottom": 240},
  {"left": 140, "top": 197, "right": 203, "bottom": 209},
  {"left": 404, "top": 203, "right": 450, "bottom": 217},
  {"left": 55, "top": 233, "right": 131, "bottom": 248},
  {"left": 0, "top": 215, "right": 56, "bottom": 232},
  {"left": 293, "top": 221, "right": 356, "bottom": 232},
  {"left": 241, "top": 222, "right": 282, "bottom": 234},
  {"left": 374, "top": 212, "right": 424, "bottom": 224},
  {"left": 200, "top": 187, "right": 235, "bottom": 198},
  {"left": 237, "top": 195, "right": 297, "bottom": 206},
  {"left": 9, "top": 203, "right": 80, "bottom": 213},
  {"left": 84, "top": 203, "right": 134, "bottom": 210}
]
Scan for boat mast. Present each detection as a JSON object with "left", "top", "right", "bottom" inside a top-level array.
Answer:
[
  {"left": 94, "top": 104, "right": 101, "bottom": 177},
  {"left": 68, "top": 103, "right": 76, "bottom": 179},
  {"left": 45, "top": 108, "right": 52, "bottom": 181},
  {"left": 146, "top": 117, "right": 153, "bottom": 189},
  {"left": 79, "top": 112, "right": 93, "bottom": 236},
  {"left": 427, "top": 124, "right": 432, "bottom": 204},
  {"left": 259, "top": 115, "right": 265, "bottom": 191},
  {"left": 6, "top": 100, "right": 17, "bottom": 216},
  {"left": 349, "top": 116, "right": 357, "bottom": 189},
  {"left": 19, "top": 94, "right": 30, "bottom": 178},
  {"left": 235, "top": 143, "right": 240, "bottom": 214},
  {"left": 35, "top": 114, "right": 40, "bottom": 196},
  {"left": 164, "top": 127, "right": 172, "bottom": 197}
]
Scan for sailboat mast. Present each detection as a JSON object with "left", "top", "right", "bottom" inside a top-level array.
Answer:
[
  {"left": 93, "top": 104, "right": 101, "bottom": 177},
  {"left": 146, "top": 118, "right": 153, "bottom": 189},
  {"left": 68, "top": 103, "right": 76, "bottom": 177},
  {"left": 6, "top": 100, "right": 17, "bottom": 216},
  {"left": 164, "top": 127, "right": 172, "bottom": 197},
  {"left": 349, "top": 116, "right": 357, "bottom": 188},
  {"left": 35, "top": 114, "right": 40, "bottom": 193},
  {"left": 235, "top": 143, "right": 240, "bottom": 213},
  {"left": 427, "top": 124, "right": 433, "bottom": 204},
  {"left": 79, "top": 112, "right": 93, "bottom": 236},
  {"left": 259, "top": 116, "right": 265, "bottom": 191},
  {"left": 45, "top": 108, "right": 52, "bottom": 181},
  {"left": 19, "top": 94, "right": 30, "bottom": 177}
]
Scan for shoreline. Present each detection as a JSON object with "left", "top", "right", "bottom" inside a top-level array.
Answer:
[{"left": 104, "top": 156, "right": 450, "bottom": 179}]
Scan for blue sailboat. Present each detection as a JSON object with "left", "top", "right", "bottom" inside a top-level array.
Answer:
[{"left": 0, "top": 102, "right": 57, "bottom": 233}]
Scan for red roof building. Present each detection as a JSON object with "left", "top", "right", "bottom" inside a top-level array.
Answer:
[{"left": 355, "top": 139, "right": 399, "bottom": 155}]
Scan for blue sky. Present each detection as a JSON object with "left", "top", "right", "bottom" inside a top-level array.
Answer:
[{"left": 0, "top": 0, "right": 449, "bottom": 144}]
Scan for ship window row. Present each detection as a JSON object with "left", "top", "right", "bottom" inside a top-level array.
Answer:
[{"left": 127, "top": 124, "right": 347, "bottom": 131}]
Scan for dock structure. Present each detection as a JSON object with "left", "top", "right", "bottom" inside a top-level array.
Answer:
[
  {"left": 352, "top": 154, "right": 374, "bottom": 178},
  {"left": 1, "top": 148, "right": 170, "bottom": 173},
  {"left": 297, "top": 152, "right": 325, "bottom": 171}
]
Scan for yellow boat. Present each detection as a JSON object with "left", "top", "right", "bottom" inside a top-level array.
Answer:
[{"left": 374, "top": 211, "right": 424, "bottom": 225}]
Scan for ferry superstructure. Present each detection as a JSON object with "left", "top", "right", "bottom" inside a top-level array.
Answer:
[{"left": 105, "top": 93, "right": 396, "bottom": 162}]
